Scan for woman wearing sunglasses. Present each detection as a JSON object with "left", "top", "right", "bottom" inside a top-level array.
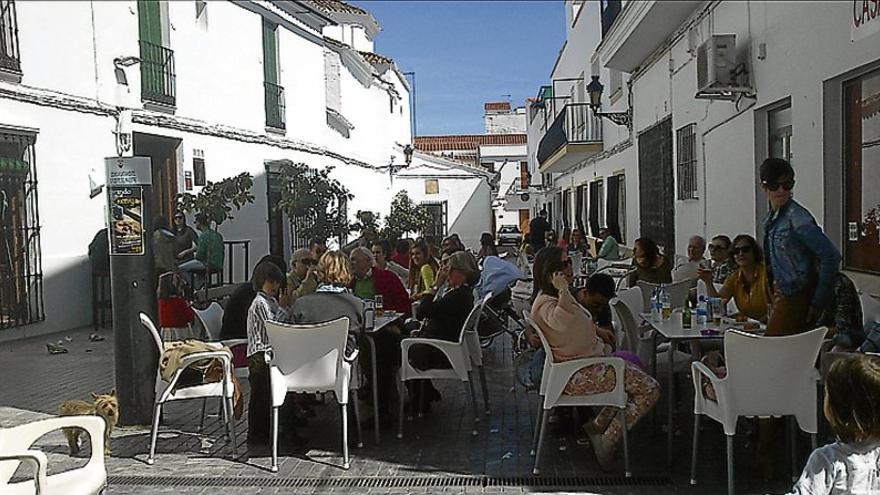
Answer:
[
  {"left": 699, "top": 234, "right": 769, "bottom": 323},
  {"left": 530, "top": 246, "right": 659, "bottom": 470},
  {"left": 760, "top": 158, "right": 840, "bottom": 337}
]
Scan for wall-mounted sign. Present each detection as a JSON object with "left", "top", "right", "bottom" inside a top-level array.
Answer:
[
  {"left": 184, "top": 171, "right": 193, "bottom": 191},
  {"left": 852, "top": 0, "right": 880, "bottom": 42}
]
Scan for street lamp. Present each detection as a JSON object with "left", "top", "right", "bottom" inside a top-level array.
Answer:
[
  {"left": 586, "top": 75, "right": 632, "bottom": 129},
  {"left": 113, "top": 56, "right": 141, "bottom": 86}
]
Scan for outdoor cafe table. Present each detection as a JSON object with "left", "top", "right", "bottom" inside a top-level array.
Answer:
[
  {"left": 639, "top": 312, "right": 765, "bottom": 467},
  {"left": 363, "top": 311, "right": 404, "bottom": 444}
]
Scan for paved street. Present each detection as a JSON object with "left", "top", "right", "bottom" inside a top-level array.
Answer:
[{"left": 0, "top": 325, "right": 810, "bottom": 494}]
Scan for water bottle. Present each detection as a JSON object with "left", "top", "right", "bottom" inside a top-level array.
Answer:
[
  {"left": 661, "top": 285, "right": 672, "bottom": 320},
  {"left": 696, "top": 296, "right": 708, "bottom": 325},
  {"left": 364, "top": 299, "right": 375, "bottom": 330},
  {"left": 650, "top": 288, "right": 661, "bottom": 322},
  {"left": 682, "top": 301, "right": 693, "bottom": 329}
]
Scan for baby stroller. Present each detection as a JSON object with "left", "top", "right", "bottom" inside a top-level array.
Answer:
[{"left": 476, "top": 256, "right": 528, "bottom": 349}]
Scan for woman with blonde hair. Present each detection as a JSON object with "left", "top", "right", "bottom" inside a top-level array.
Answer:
[{"left": 284, "top": 250, "right": 363, "bottom": 359}]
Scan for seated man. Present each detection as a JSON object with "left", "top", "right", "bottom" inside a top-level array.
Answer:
[
  {"left": 596, "top": 227, "right": 620, "bottom": 261},
  {"left": 282, "top": 248, "right": 318, "bottom": 307},
  {"left": 178, "top": 213, "right": 224, "bottom": 289},
  {"left": 349, "top": 247, "right": 410, "bottom": 428},
  {"left": 675, "top": 235, "right": 711, "bottom": 272}
]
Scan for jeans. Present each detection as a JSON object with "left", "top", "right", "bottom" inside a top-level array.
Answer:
[
  {"left": 178, "top": 259, "right": 206, "bottom": 289},
  {"left": 529, "top": 347, "right": 545, "bottom": 385}
]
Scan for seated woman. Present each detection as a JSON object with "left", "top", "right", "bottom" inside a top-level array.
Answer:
[
  {"left": 699, "top": 234, "right": 769, "bottom": 323},
  {"left": 627, "top": 237, "right": 672, "bottom": 287},
  {"left": 405, "top": 251, "right": 479, "bottom": 409},
  {"left": 531, "top": 246, "right": 659, "bottom": 470},
  {"left": 567, "top": 228, "right": 589, "bottom": 256},
  {"left": 478, "top": 232, "right": 499, "bottom": 259},
  {"left": 407, "top": 239, "right": 440, "bottom": 301},
  {"left": 284, "top": 251, "right": 363, "bottom": 360}
]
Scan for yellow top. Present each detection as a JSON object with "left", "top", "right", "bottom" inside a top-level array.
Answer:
[
  {"left": 418, "top": 263, "right": 436, "bottom": 293},
  {"left": 721, "top": 263, "right": 770, "bottom": 322}
]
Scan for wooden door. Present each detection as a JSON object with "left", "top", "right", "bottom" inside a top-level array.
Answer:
[{"left": 152, "top": 157, "right": 177, "bottom": 223}]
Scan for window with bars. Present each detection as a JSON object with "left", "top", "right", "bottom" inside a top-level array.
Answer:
[
  {"left": 193, "top": 157, "right": 206, "bottom": 186},
  {"left": 0, "top": 131, "right": 43, "bottom": 330},
  {"left": 0, "top": 0, "right": 21, "bottom": 73},
  {"left": 421, "top": 201, "right": 447, "bottom": 241},
  {"left": 676, "top": 123, "right": 698, "bottom": 200}
]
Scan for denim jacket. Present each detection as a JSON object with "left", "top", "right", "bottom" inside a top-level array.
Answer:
[{"left": 762, "top": 199, "right": 840, "bottom": 309}]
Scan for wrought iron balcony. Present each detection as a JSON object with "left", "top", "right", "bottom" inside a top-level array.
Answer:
[
  {"left": 0, "top": 0, "right": 21, "bottom": 73},
  {"left": 537, "top": 103, "right": 602, "bottom": 174},
  {"left": 139, "top": 40, "right": 176, "bottom": 106},
  {"left": 264, "top": 81, "right": 286, "bottom": 130}
]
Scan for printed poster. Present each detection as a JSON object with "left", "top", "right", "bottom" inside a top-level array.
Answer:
[{"left": 109, "top": 186, "right": 145, "bottom": 255}]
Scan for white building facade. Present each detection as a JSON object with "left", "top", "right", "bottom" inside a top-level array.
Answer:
[
  {"left": 528, "top": 0, "right": 880, "bottom": 293},
  {"left": 0, "top": 0, "right": 412, "bottom": 340}
]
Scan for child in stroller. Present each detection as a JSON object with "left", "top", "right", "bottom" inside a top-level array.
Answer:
[{"left": 476, "top": 256, "right": 527, "bottom": 348}]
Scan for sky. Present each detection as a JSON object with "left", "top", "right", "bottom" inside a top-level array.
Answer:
[{"left": 352, "top": 0, "right": 566, "bottom": 136}]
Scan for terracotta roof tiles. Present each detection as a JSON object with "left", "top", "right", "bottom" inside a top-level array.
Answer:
[
  {"left": 307, "top": 0, "right": 368, "bottom": 15},
  {"left": 414, "top": 134, "right": 527, "bottom": 152},
  {"left": 484, "top": 101, "right": 511, "bottom": 112}
]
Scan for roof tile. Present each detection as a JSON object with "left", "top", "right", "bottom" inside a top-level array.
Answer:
[{"left": 414, "top": 134, "right": 527, "bottom": 152}]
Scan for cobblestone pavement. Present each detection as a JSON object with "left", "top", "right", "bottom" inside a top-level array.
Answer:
[{"left": 0, "top": 325, "right": 809, "bottom": 494}]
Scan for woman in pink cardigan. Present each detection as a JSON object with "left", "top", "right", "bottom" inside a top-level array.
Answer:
[{"left": 530, "top": 246, "right": 659, "bottom": 470}]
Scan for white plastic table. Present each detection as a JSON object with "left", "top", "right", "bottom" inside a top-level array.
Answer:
[{"left": 363, "top": 311, "right": 404, "bottom": 443}]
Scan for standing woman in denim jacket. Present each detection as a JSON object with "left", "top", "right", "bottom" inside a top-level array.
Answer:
[{"left": 760, "top": 158, "right": 840, "bottom": 337}]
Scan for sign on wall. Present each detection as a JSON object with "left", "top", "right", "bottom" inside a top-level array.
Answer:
[
  {"left": 852, "top": 0, "right": 880, "bottom": 42},
  {"left": 105, "top": 157, "right": 152, "bottom": 256}
]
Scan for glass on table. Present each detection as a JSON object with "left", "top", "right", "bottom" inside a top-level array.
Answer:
[{"left": 375, "top": 294, "right": 384, "bottom": 317}]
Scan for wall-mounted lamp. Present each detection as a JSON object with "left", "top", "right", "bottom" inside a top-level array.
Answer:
[
  {"left": 113, "top": 56, "right": 141, "bottom": 86},
  {"left": 586, "top": 75, "right": 632, "bottom": 129}
]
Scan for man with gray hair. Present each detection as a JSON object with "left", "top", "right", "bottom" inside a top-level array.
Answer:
[
  {"left": 349, "top": 245, "right": 410, "bottom": 428},
  {"left": 677, "top": 235, "right": 711, "bottom": 270}
]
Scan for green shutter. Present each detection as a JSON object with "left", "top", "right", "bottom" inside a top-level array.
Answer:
[
  {"left": 137, "top": 1, "right": 162, "bottom": 45},
  {"left": 262, "top": 19, "right": 277, "bottom": 84}
]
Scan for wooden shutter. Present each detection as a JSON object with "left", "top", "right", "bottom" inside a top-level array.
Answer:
[
  {"left": 137, "top": 0, "right": 162, "bottom": 45},
  {"left": 262, "top": 19, "right": 277, "bottom": 84}
]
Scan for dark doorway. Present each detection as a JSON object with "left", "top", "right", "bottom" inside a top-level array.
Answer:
[
  {"left": 133, "top": 133, "right": 180, "bottom": 223},
  {"left": 266, "top": 168, "right": 284, "bottom": 258},
  {"left": 638, "top": 118, "right": 675, "bottom": 256}
]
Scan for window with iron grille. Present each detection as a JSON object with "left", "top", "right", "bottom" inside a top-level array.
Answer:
[
  {"left": 193, "top": 157, "right": 206, "bottom": 186},
  {"left": 421, "top": 201, "right": 447, "bottom": 241},
  {"left": 676, "top": 123, "right": 698, "bottom": 200},
  {"left": 0, "top": 0, "right": 21, "bottom": 74},
  {"left": 0, "top": 131, "right": 43, "bottom": 330}
]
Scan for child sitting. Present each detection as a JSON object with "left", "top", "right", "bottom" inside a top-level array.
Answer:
[{"left": 786, "top": 355, "right": 880, "bottom": 494}]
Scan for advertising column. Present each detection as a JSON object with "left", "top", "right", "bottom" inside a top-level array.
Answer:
[{"left": 106, "top": 156, "right": 157, "bottom": 425}]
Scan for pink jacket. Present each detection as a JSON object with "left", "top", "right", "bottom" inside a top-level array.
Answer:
[{"left": 531, "top": 287, "right": 604, "bottom": 362}]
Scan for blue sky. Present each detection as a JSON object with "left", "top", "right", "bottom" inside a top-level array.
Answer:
[{"left": 352, "top": 1, "right": 566, "bottom": 136}]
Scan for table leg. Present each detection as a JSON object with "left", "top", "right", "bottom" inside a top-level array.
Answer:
[
  {"left": 667, "top": 339, "right": 675, "bottom": 467},
  {"left": 367, "top": 335, "right": 380, "bottom": 444}
]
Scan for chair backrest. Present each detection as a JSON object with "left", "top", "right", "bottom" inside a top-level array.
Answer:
[
  {"left": 610, "top": 298, "right": 641, "bottom": 353},
  {"left": 724, "top": 327, "right": 827, "bottom": 417},
  {"left": 672, "top": 262, "right": 699, "bottom": 283},
  {"left": 616, "top": 286, "right": 643, "bottom": 317},
  {"left": 861, "top": 292, "right": 880, "bottom": 328},
  {"left": 638, "top": 279, "right": 690, "bottom": 311},
  {"left": 460, "top": 293, "right": 490, "bottom": 344},
  {"left": 193, "top": 302, "right": 224, "bottom": 341},
  {"left": 139, "top": 312, "right": 164, "bottom": 355},
  {"left": 265, "top": 317, "right": 349, "bottom": 390}
]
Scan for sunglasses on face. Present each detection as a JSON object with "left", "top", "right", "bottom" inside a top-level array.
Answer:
[
  {"left": 762, "top": 179, "right": 795, "bottom": 191},
  {"left": 298, "top": 259, "right": 317, "bottom": 266},
  {"left": 733, "top": 246, "right": 752, "bottom": 255},
  {"left": 708, "top": 244, "right": 728, "bottom": 252}
]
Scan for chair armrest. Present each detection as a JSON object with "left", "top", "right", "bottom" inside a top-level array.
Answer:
[
  {"left": 544, "top": 356, "right": 627, "bottom": 408},
  {"left": 0, "top": 449, "right": 48, "bottom": 493},
  {"left": 691, "top": 360, "right": 728, "bottom": 404},
  {"left": 401, "top": 337, "right": 462, "bottom": 354},
  {"left": 401, "top": 338, "right": 469, "bottom": 374},
  {"left": 344, "top": 348, "right": 360, "bottom": 363},
  {"left": 162, "top": 350, "right": 234, "bottom": 399}
]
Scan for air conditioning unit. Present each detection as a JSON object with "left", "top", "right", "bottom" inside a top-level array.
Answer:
[{"left": 696, "top": 34, "right": 737, "bottom": 94}]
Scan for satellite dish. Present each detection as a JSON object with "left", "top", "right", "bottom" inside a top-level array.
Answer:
[{"left": 520, "top": 193, "right": 530, "bottom": 202}]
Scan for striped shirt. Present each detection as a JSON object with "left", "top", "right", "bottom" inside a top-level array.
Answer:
[{"left": 246, "top": 291, "right": 285, "bottom": 357}]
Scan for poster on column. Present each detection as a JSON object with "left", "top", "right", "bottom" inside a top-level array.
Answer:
[{"left": 109, "top": 186, "right": 145, "bottom": 255}]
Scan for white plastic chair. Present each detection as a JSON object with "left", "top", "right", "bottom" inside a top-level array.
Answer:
[
  {"left": 637, "top": 279, "right": 690, "bottom": 312},
  {"left": 139, "top": 313, "right": 237, "bottom": 465},
  {"left": 193, "top": 302, "right": 224, "bottom": 340},
  {"left": 397, "top": 300, "right": 483, "bottom": 439},
  {"left": 0, "top": 416, "right": 107, "bottom": 495},
  {"left": 690, "top": 327, "right": 827, "bottom": 495},
  {"left": 265, "top": 317, "right": 357, "bottom": 472},
  {"left": 523, "top": 314, "right": 631, "bottom": 477},
  {"left": 463, "top": 292, "right": 494, "bottom": 416}
]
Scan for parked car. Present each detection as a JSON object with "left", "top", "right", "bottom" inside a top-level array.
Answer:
[{"left": 497, "top": 225, "right": 521, "bottom": 246}]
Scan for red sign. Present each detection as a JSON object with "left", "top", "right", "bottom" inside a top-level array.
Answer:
[{"left": 852, "top": 0, "right": 880, "bottom": 41}]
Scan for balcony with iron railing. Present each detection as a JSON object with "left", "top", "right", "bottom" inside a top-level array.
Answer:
[
  {"left": 139, "top": 40, "right": 176, "bottom": 107},
  {"left": 537, "top": 102, "right": 603, "bottom": 174},
  {"left": 0, "top": 0, "right": 21, "bottom": 74},
  {"left": 264, "top": 81, "right": 286, "bottom": 130}
]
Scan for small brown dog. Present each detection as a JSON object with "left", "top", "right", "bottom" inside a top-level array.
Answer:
[{"left": 59, "top": 390, "right": 119, "bottom": 455}]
